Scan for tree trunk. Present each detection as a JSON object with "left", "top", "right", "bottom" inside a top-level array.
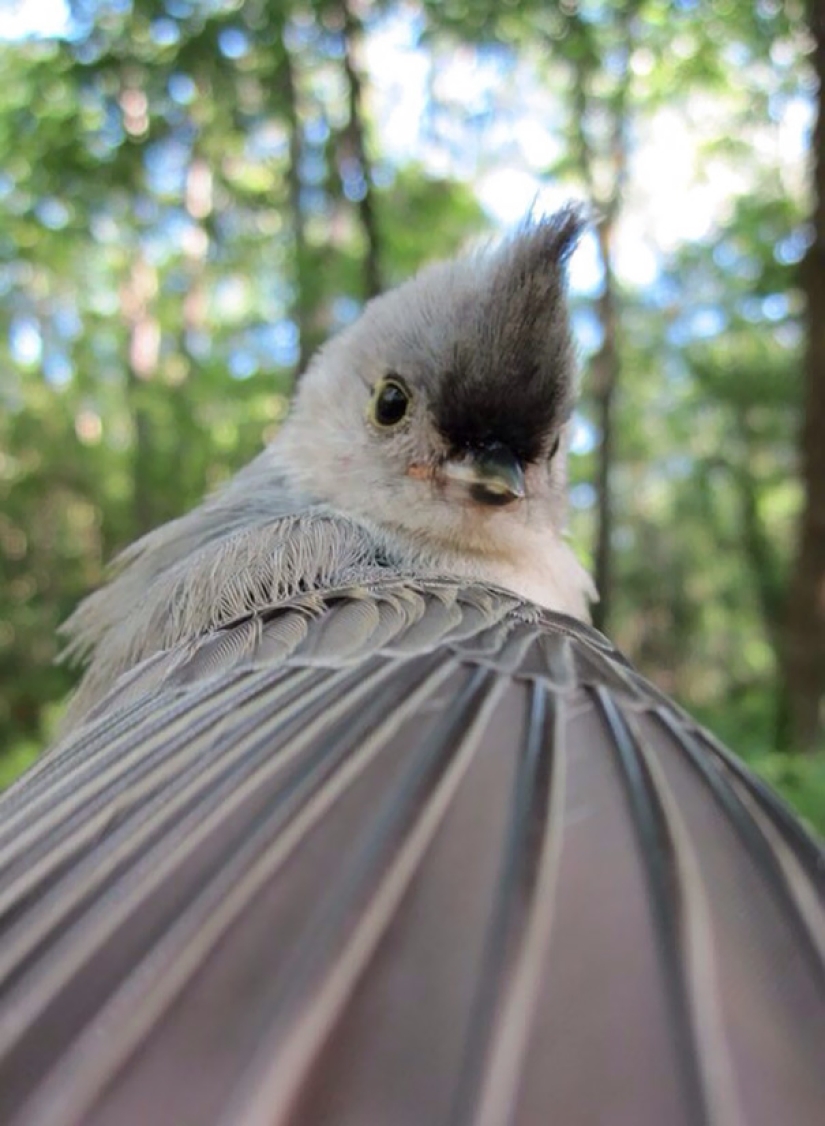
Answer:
[
  {"left": 338, "top": 0, "right": 382, "bottom": 299},
  {"left": 784, "top": 1, "right": 825, "bottom": 751},
  {"left": 121, "top": 255, "right": 160, "bottom": 537},
  {"left": 565, "top": 12, "right": 632, "bottom": 636},
  {"left": 591, "top": 218, "right": 619, "bottom": 634},
  {"left": 277, "top": 29, "right": 316, "bottom": 378}
]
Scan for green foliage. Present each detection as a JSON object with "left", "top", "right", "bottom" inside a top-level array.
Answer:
[{"left": 749, "top": 753, "right": 825, "bottom": 837}]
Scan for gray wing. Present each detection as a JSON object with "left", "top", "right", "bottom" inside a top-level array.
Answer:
[{"left": 1, "top": 579, "right": 823, "bottom": 1126}]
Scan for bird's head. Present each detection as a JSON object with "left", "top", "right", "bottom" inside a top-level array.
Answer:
[
  {"left": 277, "top": 209, "right": 584, "bottom": 565},
  {"left": 57, "top": 210, "right": 592, "bottom": 725}
]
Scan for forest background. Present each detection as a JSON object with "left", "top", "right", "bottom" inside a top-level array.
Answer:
[{"left": 1, "top": 0, "right": 824, "bottom": 830}]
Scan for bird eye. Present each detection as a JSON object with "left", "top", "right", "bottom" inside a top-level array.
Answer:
[{"left": 369, "top": 376, "right": 412, "bottom": 429}]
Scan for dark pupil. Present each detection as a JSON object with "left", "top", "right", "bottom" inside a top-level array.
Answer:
[{"left": 376, "top": 383, "right": 408, "bottom": 426}]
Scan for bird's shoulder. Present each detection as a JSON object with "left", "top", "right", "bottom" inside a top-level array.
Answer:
[{"left": 62, "top": 575, "right": 682, "bottom": 750}]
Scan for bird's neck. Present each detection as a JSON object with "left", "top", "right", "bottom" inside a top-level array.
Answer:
[{"left": 380, "top": 524, "right": 596, "bottom": 621}]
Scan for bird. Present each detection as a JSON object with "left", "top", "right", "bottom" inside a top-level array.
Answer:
[{"left": 0, "top": 209, "right": 823, "bottom": 1126}]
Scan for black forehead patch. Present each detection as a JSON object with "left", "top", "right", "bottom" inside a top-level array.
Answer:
[{"left": 431, "top": 209, "right": 582, "bottom": 463}]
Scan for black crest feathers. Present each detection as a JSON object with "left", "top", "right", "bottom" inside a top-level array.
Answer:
[{"left": 433, "top": 207, "right": 586, "bottom": 464}]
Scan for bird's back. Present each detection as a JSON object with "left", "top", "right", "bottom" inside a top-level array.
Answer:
[{"left": 1, "top": 578, "right": 823, "bottom": 1126}]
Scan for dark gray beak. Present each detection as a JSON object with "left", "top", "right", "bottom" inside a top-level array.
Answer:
[{"left": 439, "top": 442, "right": 526, "bottom": 507}]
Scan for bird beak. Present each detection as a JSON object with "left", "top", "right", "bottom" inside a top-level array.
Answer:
[{"left": 438, "top": 443, "right": 526, "bottom": 507}]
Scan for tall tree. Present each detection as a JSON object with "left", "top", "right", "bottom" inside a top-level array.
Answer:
[
  {"left": 564, "top": 5, "right": 637, "bottom": 634},
  {"left": 278, "top": 30, "right": 314, "bottom": 376},
  {"left": 785, "top": 0, "right": 825, "bottom": 751},
  {"left": 336, "top": 0, "right": 383, "bottom": 299}
]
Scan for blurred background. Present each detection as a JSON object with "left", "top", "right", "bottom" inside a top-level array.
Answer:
[{"left": 1, "top": 0, "right": 823, "bottom": 826}]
